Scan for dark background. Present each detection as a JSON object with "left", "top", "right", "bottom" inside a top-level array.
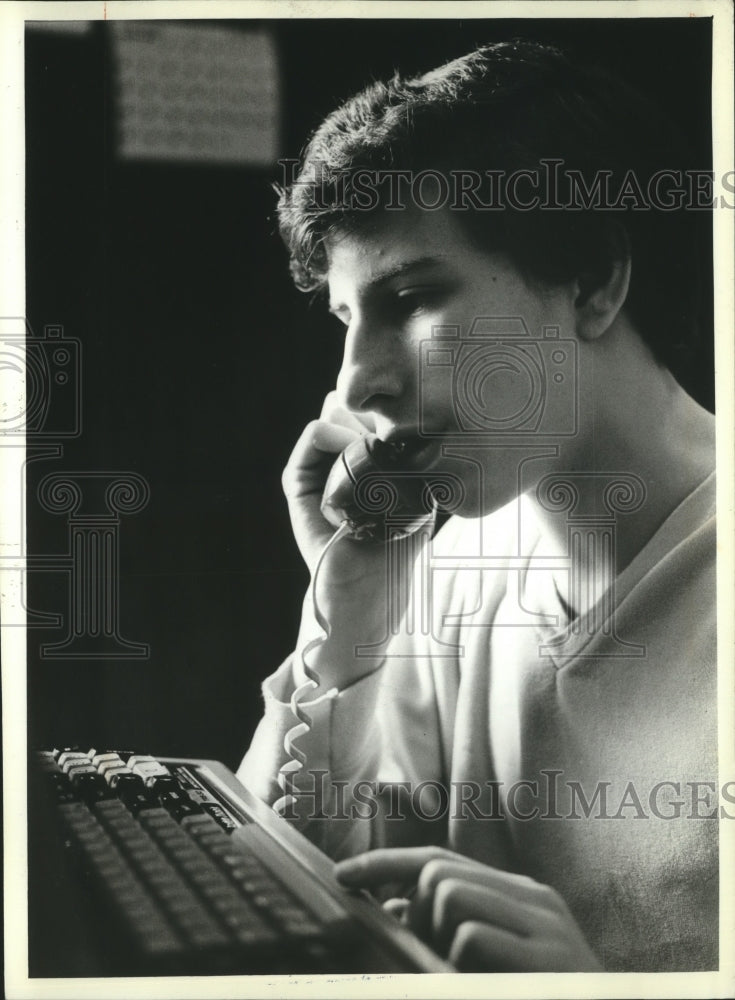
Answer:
[{"left": 25, "top": 17, "right": 714, "bottom": 770}]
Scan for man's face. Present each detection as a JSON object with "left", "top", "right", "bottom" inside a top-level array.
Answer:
[{"left": 326, "top": 207, "right": 581, "bottom": 517}]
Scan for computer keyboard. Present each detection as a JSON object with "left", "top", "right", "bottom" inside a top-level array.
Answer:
[{"left": 29, "top": 747, "right": 450, "bottom": 976}]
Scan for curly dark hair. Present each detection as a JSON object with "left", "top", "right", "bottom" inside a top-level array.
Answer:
[{"left": 277, "top": 40, "right": 707, "bottom": 372}]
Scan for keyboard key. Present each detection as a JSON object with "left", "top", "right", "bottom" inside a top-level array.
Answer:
[
  {"left": 138, "top": 807, "right": 175, "bottom": 828},
  {"left": 280, "top": 918, "right": 322, "bottom": 939},
  {"left": 224, "top": 855, "right": 269, "bottom": 879},
  {"left": 99, "top": 764, "right": 131, "bottom": 787},
  {"left": 158, "top": 789, "right": 204, "bottom": 821},
  {"left": 233, "top": 924, "right": 280, "bottom": 947},
  {"left": 203, "top": 802, "right": 238, "bottom": 832},
  {"left": 181, "top": 814, "right": 222, "bottom": 836},
  {"left": 170, "top": 851, "right": 212, "bottom": 877},
  {"left": 218, "top": 906, "right": 280, "bottom": 947},
  {"left": 120, "top": 786, "right": 159, "bottom": 816},
  {"left": 129, "top": 756, "right": 171, "bottom": 782},
  {"left": 58, "top": 752, "right": 91, "bottom": 773},
  {"left": 96, "top": 755, "right": 127, "bottom": 773},
  {"left": 146, "top": 775, "right": 180, "bottom": 795},
  {"left": 132, "top": 921, "right": 181, "bottom": 958},
  {"left": 66, "top": 761, "right": 96, "bottom": 777},
  {"left": 70, "top": 772, "right": 112, "bottom": 803},
  {"left": 173, "top": 908, "right": 228, "bottom": 948},
  {"left": 92, "top": 752, "right": 121, "bottom": 768},
  {"left": 206, "top": 888, "right": 248, "bottom": 914},
  {"left": 95, "top": 797, "right": 126, "bottom": 813},
  {"left": 201, "top": 839, "right": 239, "bottom": 860},
  {"left": 46, "top": 773, "right": 77, "bottom": 803},
  {"left": 108, "top": 771, "right": 144, "bottom": 793},
  {"left": 182, "top": 925, "right": 229, "bottom": 949},
  {"left": 111, "top": 774, "right": 157, "bottom": 812},
  {"left": 59, "top": 800, "right": 92, "bottom": 819}
]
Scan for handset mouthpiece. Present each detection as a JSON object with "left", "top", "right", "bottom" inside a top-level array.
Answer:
[{"left": 320, "top": 434, "right": 436, "bottom": 541}]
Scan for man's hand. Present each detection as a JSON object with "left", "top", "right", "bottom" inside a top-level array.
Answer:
[
  {"left": 281, "top": 391, "right": 373, "bottom": 579},
  {"left": 282, "top": 393, "right": 426, "bottom": 692},
  {"left": 335, "top": 847, "right": 602, "bottom": 972}
]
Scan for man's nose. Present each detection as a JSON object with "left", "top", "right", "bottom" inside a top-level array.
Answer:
[{"left": 336, "top": 321, "right": 405, "bottom": 414}]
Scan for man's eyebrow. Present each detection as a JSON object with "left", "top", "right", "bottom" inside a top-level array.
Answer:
[{"left": 328, "top": 255, "right": 449, "bottom": 313}]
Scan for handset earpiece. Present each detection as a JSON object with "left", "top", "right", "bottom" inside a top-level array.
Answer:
[{"left": 320, "top": 433, "right": 436, "bottom": 542}]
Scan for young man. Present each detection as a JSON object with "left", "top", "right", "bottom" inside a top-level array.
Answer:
[{"left": 238, "top": 41, "right": 717, "bottom": 972}]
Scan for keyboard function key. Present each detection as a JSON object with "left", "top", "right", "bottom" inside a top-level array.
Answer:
[
  {"left": 71, "top": 771, "right": 113, "bottom": 802},
  {"left": 146, "top": 774, "right": 181, "bottom": 795},
  {"left": 58, "top": 751, "right": 91, "bottom": 772},
  {"left": 110, "top": 771, "right": 144, "bottom": 791},
  {"left": 92, "top": 752, "right": 121, "bottom": 768},
  {"left": 203, "top": 802, "right": 238, "bottom": 832},
  {"left": 119, "top": 787, "right": 159, "bottom": 816},
  {"left": 66, "top": 762, "right": 97, "bottom": 779},
  {"left": 158, "top": 789, "right": 204, "bottom": 822},
  {"left": 129, "top": 756, "right": 172, "bottom": 782}
]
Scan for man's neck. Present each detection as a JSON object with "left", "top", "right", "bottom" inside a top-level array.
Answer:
[{"left": 529, "top": 323, "right": 715, "bottom": 614}]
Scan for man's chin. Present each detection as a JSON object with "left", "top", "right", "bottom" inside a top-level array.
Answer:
[
  {"left": 447, "top": 470, "right": 528, "bottom": 521},
  {"left": 426, "top": 450, "right": 518, "bottom": 521}
]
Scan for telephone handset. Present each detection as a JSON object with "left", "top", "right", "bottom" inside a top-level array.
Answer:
[{"left": 320, "top": 433, "right": 439, "bottom": 542}]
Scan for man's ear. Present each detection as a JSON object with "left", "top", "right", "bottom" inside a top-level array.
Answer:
[{"left": 574, "top": 228, "right": 632, "bottom": 342}]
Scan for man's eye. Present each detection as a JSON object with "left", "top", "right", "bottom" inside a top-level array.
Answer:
[{"left": 393, "top": 289, "right": 441, "bottom": 318}]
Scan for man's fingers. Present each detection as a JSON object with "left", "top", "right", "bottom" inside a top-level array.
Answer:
[
  {"left": 282, "top": 420, "right": 358, "bottom": 498},
  {"left": 319, "top": 392, "right": 372, "bottom": 434},
  {"left": 337, "top": 850, "right": 571, "bottom": 959},
  {"left": 411, "top": 856, "right": 558, "bottom": 924},
  {"left": 336, "top": 848, "right": 560, "bottom": 908},
  {"left": 426, "top": 878, "right": 537, "bottom": 953},
  {"left": 410, "top": 861, "right": 544, "bottom": 943},
  {"left": 312, "top": 422, "right": 359, "bottom": 453},
  {"left": 449, "top": 917, "right": 600, "bottom": 973},
  {"left": 335, "top": 849, "right": 600, "bottom": 972},
  {"left": 448, "top": 920, "right": 536, "bottom": 973},
  {"left": 335, "top": 847, "right": 455, "bottom": 889},
  {"left": 423, "top": 872, "right": 600, "bottom": 971}
]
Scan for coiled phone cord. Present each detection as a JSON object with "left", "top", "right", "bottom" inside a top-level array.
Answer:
[{"left": 273, "top": 520, "right": 352, "bottom": 817}]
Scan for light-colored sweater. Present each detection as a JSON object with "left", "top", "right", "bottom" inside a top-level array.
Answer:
[{"left": 238, "top": 472, "right": 718, "bottom": 971}]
